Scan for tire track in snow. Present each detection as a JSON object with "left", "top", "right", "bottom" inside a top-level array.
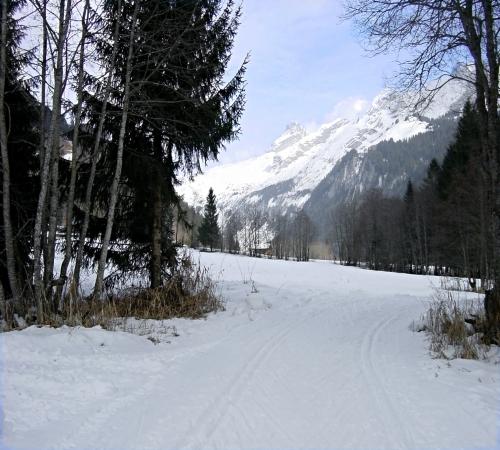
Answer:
[
  {"left": 360, "top": 309, "right": 416, "bottom": 449},
  {"left": 179, "top": 310, "right": 319, "bottom": 449}
]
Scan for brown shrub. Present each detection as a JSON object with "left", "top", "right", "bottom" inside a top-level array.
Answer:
[
  {"left": 20, "top": 253, "right": 224, "bottom": 330},
  {"left": 417, "top": 289, "right": 489, "bottom": 360}
]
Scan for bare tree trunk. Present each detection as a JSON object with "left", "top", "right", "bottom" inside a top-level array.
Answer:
[
  {"left": 44, "top": 0, "right": 73, "bottom": 304},
  {"left": 93, "top": 0, "right": 140, "bottom": 299},
  {"left": 32, "top": 0, "right": 71, "bottom": 320},
  {"left": 73, "top": 0, "right": 122, "bottom": 290},
  {"left": 38, "top": 0, "right": 50, "bottom": 279},
  {"left": 150, "top": 129, "right": 163, "bottom": 289},
  {"left": 56, "top": 0, "right": 90, "bottom": 307},
  {"left": 151, "top": 186, "right": 163, "bottom": 289},
  {"left": 43, "top": 128, "right": 61, "bottom": 292},
  {"left": 175, "top": 208, "right": 179, "bottom": 244},
  {"left": 0, "top": 0, "right": 20, "bottom": 303},
  {"left": 0, "top": 279, "right": 5, "bottom": 324},
  {"left": 38, "top": 0, "right": 48, "bottom": 167}
]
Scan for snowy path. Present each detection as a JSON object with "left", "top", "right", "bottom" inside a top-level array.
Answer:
[{"left": 2, "top": 252, "right": 499, "bottom": 449}]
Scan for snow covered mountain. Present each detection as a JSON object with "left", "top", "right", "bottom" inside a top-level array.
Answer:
[{"left": 179, "top": 77, "right": 473, "bottom": 219}]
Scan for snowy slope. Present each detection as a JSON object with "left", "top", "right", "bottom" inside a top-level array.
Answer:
[
  {"left": 179, "top": 78, "right": 473, "bottom": 214},
  {"left": 2, "top": 252, "right": 499, "bottom": 449}
]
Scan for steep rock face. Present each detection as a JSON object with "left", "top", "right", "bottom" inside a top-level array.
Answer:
[
  {"left": 179, "top": 77, "right": 473, "bottom": 220},
  {"left": 304, "top": 113, "right": 458, "bottom": 235}
]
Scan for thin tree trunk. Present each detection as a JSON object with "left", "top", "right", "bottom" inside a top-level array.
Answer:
[
  {"left": 479, "top": 185, "right": 489, "bottom": 288},
  {"left": 93, "top": 0, "right": 140, "bottom": 299},
  {"left": 38, "top": 0, "right": 50, "bottom": 280},
  {"left": 32, "top": 0, "right": 70, "bottom": 321},
  {"left": 151, "top": 186, "right": 163, "bottom": 289},
  {"left": 0, "top": 0, "right": 20, "bottom": 303},
  {"left": 0, "top": 280, "right": 7, "bottom": 328},
  {"left": 56, "top": 0, "right": 90, "bottom": 308},
  {"left": 73, "top": 0, "right": 122, "bottom": 289},
  {"left": 150, "top": 129, "right": 163, "bottom": 289},
  {"left": 39, "top": 0, "right": 48, "bottom": 167},
  {"left": 175, "top": 209, "right": 179, "bottom": 244},
  {"left": 44, "top": 122, "right": 61, "bottom": 292},
  {"left": 44, "top": 0, "right": 72, "bottom": 304}
]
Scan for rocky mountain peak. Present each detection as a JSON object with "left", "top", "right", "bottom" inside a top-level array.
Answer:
[{"left": 179, "top": 76, "right": 470, "bottom": 218}]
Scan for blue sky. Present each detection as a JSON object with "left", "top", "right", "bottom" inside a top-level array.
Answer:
[{"left": 218, "top": 0, "right": 399, "bottom": 165}]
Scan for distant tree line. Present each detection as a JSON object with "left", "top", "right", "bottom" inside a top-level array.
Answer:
[
  {"left": 269, "top": 210, "right": 314, "bottom": 261},
  {"left": 331, "top": 103, "right": 494, "bottom": 289},
  {"left": 345, "top": 0, "right": 500, "bottom": 345},
  {"left": 192, "top": 188, "right": 315, "bottom": 261}
]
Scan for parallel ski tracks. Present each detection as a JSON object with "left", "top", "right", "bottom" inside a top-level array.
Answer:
[
  {"left": 179, "top": 310, "right": 320, "bottom": 449},
  {"left": 360, "top": 310, "right": 417, "bottom": 449}
]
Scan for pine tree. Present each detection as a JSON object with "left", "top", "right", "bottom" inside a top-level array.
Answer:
[
  {"left": 0, "top": 0, "right": 39, "bottom": 309},
  {"left": 419, "top": 159, "right": 441, "bottom": 273},
  {"left": 403, "top": 180, "right": 422, "bottom": 273},
  {"left": 433, "top": 102, "right": 491, "bottom": 283},
  {"left": 437, "top": 101, "right": 482, "bottom": 200},
  {"left": 76, "top": 0, "right": 246, "bottom": 289},
  {"left": 198, "top": 188, "right": 220, "bottom": 252}
]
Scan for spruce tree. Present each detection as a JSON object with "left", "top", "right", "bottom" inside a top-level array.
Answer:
[
  {"left": 76, "top": 0, "right": 246, "bottom": 289},
  {"left": 403, "top": 180, "right": 418, "bottom": 272},
  {"left": 0, "top": 0, "right": 39, "bottom": 306},
  {"left": 198, "top": 188, "right": 220, "bottom": 251},
  {"left": 437, "top": 101, "right": 481, "bottom": 200},
  {"left": 433, "top": 102, "right": 490, "bottom": 282}
]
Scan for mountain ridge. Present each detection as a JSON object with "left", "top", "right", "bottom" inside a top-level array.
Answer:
[{"left": 179, "top": 77, "right": 474, "bottom": 220}]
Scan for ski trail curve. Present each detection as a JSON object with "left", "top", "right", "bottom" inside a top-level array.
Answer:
[
  {"left": 360, "top": 310, "right": 417, "bottom": 449},
  {"left": 179, "top": 310, "right": 320, "bottom": 449}
]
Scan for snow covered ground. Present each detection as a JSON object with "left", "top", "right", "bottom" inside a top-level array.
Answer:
[{"left": 2, "top": 252, "right": 499, "bottom": 449}]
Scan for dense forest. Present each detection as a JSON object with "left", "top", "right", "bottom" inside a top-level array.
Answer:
[
  {"left": 330, "top": 103, "right": 493, "bottom": 285},
  {"left": 304, "top": 112, "right": 460, "bottom": 234},
  {"left": 0, "top": 0, "right": 246, "bottom": 324}
]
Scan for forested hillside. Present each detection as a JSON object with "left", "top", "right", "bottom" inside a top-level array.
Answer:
[{"left": 305, "top": 113, "right": 459, "bottom": 235}]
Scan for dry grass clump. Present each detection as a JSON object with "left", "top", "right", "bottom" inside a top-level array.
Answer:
[
  {"left": 12, "top": 254, "right": 224, "bottom": 331},
  {"left": 106, "top": 318, "right": 179, "bottom": 344},
  {"left": 415, "top": 289, "right": 489, "bottom": 360},
  {"left": 90, "top": 255, "right": 222, "bottom": 327},
  {"left": 114, "top": 259, "right": 221, "bottom": 320},
  {"left": 439, "top": 275, "right": 490, "bottom": 293}
]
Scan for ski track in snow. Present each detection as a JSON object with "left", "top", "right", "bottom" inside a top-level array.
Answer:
[
  {"left": 360, "top": 311, "right": 415, "bottom": 449},
  {"left": 2, "top": 251, "right": 500, "bottom": 450},
  {"left": 179, "top": 311, "right": 315, "bottom": 449}
]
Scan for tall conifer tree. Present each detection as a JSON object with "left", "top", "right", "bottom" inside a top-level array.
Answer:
[
  {"left": 198, "top": 188, "right": 220, "bottom": 251},
  {"left": 0, "top": 0, "right": 39, "bottom": 307},
  {"left": 76, "top": 0, "right": 246, "bottom": 289}
]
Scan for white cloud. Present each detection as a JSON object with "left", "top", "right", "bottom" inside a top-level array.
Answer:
[{"left": 324, "top": 97, "right": 370, "bottom": 122}]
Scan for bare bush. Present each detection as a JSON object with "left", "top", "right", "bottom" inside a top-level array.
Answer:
[
  {"left": 439, "top": 276, "right": 488, "bottom": 294},
  {"left": 415, "top": 290, "right": 489, "bottom": 360},
  {"left": 7, "top": 253, "right": 223, "bottom": 331},
  {"left": 91, "top": 256, "right": 222, "bottom": 325},
  {"left": 107, "top": 319, "right": 179, "bottom": 344}
]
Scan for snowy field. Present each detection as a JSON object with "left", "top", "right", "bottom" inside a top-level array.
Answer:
[{"left": 2, "top": 251, "right": 500, "bottom": 449}]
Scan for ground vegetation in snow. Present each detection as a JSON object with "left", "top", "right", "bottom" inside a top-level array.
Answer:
[{"left": 2, "top": 251, "right": 499, "bottom": 449}]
